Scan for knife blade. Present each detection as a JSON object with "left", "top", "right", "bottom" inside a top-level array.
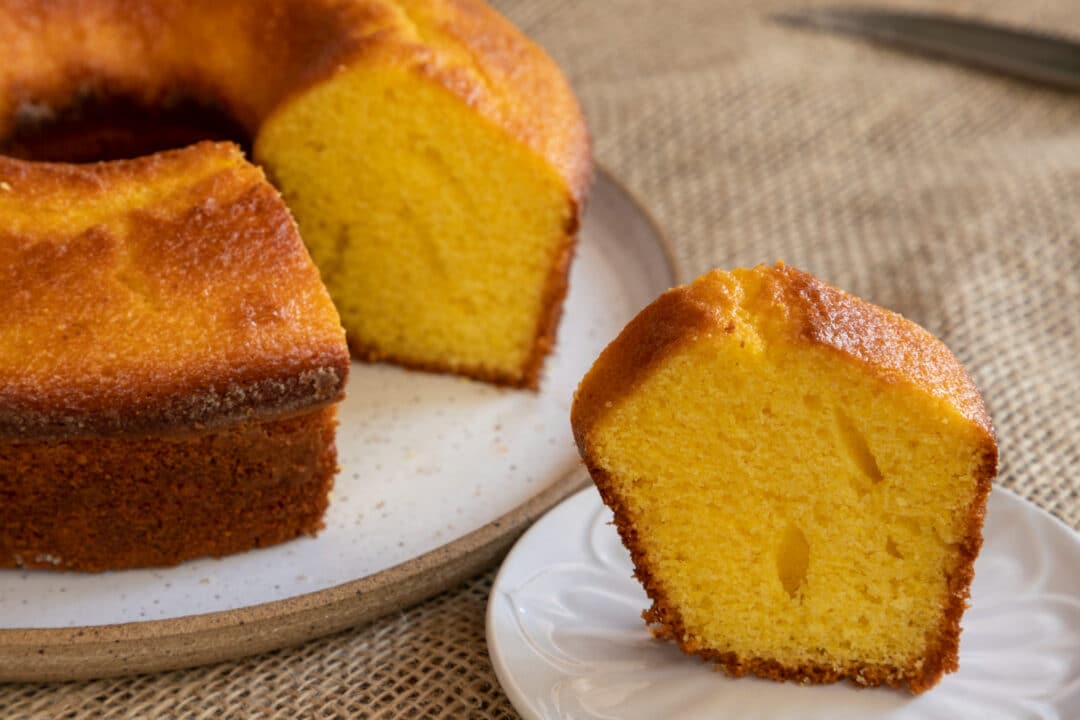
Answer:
[{"left": 774, "top": 6, "right": 1080, "bottom": 92}]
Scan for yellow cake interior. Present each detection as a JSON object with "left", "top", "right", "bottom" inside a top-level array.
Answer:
[
  {"left": 255, "top": 64, "right": 572, "bottom": 382},
  {"left": 587, "top": 282, "right": 989, "bottom": 673}
]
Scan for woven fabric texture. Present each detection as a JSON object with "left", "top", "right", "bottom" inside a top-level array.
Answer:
[{"left": 2, "top": 0, "right": 1078, "bottom": 717}]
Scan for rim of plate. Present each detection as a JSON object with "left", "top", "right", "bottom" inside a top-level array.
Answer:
[{"left": 0, "top": 165, "right": 682, "bottom": 683}]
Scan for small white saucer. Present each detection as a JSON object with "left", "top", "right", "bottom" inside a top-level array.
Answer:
[{"left": 487, "top": 485, "right": 1080, "bottom": 720}]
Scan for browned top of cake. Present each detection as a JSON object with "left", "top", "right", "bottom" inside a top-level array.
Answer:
[
  {"left": 0, "top": 0, "right": 590, "bottom": 203},
  {"left": 0, "top": 142, "right": 349, "bottom": 439},
  {"left": 572, "top": 263, "right": 996, "bottom": 451}
]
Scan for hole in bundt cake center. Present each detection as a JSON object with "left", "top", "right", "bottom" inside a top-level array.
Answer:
[{"left": 1, "top": 91, "right": 253, "bottom": 163}]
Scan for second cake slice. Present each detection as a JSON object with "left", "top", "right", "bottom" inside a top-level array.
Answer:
[{"left": 571, "top": 263, "right": 997, "bottom": 693}]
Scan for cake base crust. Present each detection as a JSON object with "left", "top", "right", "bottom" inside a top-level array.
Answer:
[{"left": 0, "top": 407, "right": 338, "bottom": 572}]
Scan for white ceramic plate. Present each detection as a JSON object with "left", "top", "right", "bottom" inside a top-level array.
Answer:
[
  {"left": 488, "top": 486, "right": 1080, "bottom": 720},
  {"left": 0, "top": 170, "right": 680, "bottom": 681}
]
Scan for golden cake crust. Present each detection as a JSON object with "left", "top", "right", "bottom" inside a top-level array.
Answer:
[
  {"left": 572, "top": 263, "right": 995, "bottom": 441},
  {"left": 0, "top": 142, "right": 349, "bottom": 438},
  {"left": 571, "top": 263, "right": 998, "bottom": 693}
]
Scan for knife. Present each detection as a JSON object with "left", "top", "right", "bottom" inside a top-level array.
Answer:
[{"left": 774, "top": 6, "right": 1080, "bottom": 92}]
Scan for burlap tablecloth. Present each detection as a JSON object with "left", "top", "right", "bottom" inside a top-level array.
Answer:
[{"left": 3, "top": 0, "right": 1078, "bottom": 716}]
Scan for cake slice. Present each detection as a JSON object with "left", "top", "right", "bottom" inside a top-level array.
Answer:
[
  {"left": 0, "top": 142, "right": 349, "bottom": 571},
  {"left": 570, "top": 263, "right": 998, "bottom": 693},
  {"left": 255, "top": 0, "right": 590, "bottom": 388}
]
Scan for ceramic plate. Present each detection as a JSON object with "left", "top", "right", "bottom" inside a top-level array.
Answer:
[
  {"left": 0, "top": 169, "right": 681, "bottom": 681},
  {"left": 488, "top": 486, "right": 1080, "bottom": 719}
]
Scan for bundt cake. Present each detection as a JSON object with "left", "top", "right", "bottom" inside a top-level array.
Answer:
[
  {"left": 0, "top": 143, "right": 350, "bottom": 571},
  {"left": 0, "top": 0, "right": 590, "bottom": 388},
  {"left": 571, "top": 264, "right": 998, "bottom": 693}
]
